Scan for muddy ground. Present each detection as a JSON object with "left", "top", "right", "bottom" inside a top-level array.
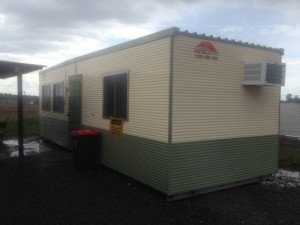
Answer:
[{"left": 0, "top": 140, "right": 300, "bottom": 225}]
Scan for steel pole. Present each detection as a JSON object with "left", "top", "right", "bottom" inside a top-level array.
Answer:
[{"left": 17, "top": 73, "right": 24, "bottom": 165}]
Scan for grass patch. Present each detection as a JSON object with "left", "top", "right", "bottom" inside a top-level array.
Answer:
[
  {"left": 279, "top": 136, "right": 300, "bottom": 164},
  {"left": 279, "top": 144, "right": 300, "bottom": 163},
  {"left": 0, "top": 113, "right": 39, "bottom": 138}
]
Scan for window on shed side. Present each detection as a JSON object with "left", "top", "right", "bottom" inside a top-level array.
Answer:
[
  {"left": 103, "top": 72, "right": 128, "bottom": 120},
  {"left": 42, "top": 85, "right": 51, "bottom": 111},
  {"left": 53, "top": 82, "right": 64, "bottom": 113}
]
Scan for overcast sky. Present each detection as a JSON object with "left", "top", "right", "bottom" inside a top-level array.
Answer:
[{"left": 0, "top": 0, "right": 299, "bottom": 98}]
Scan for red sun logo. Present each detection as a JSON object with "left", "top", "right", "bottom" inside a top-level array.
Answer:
[{"left": 194, "top": 41, "right": 219, "bottom": 55}]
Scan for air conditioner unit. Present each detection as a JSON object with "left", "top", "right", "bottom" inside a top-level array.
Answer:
[{"left": 242, "top": 62, "right": 286, "bottom": 86}]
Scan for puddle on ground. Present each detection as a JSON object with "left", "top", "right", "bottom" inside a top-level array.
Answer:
[
  {"left": 1, "top": 138, "right": 48, "bottom": 158},
  {"left": 262, "top": 169, "right": 300, "bottom": 188}
]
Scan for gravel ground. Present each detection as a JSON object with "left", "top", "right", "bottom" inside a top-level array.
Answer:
[{"left": 0, "top": 141, "right": 300, "bottom": 225}]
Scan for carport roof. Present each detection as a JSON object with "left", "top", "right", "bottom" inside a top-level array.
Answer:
[{"left": 0, "top": 60, "right": 45, "bottom": 78}]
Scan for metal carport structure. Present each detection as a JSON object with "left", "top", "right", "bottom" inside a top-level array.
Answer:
[{"left": 0, "top": 60, "right": 45, "bottom": 164}]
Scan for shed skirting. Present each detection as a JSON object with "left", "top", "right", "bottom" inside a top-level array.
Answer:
[
  {"left": 40, "top": 118, "right": 278, "bottom": 198},
  {"left": 101, "top": 133, "right": 278, "bottom": 197},
  {"left": 40, "top": 116, "right": 70, "bottom": 149},
  {"left": 99, "top": 130, "right": 169, "bottom": 194},
  {"left": 170, "top": 135, "right": 278, "bottom": 195}
]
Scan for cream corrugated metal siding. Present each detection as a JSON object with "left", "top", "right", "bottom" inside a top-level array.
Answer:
[
  {"left": 41, "top": 37, "right": 170, "bottom": 193},
  {"left": 78, "top": 37, "right": 170, "bottom": 143},
  {"left": 77, "top": 38, "right": 171, "bottom": 192},
  {"left": 172, "top": 35, "right": 281, "bottom": 143},
  {"left": 39, "top": 36, "right": 171, "bottom": 192},
  {"left": 77, "top": 38, "right": 170, "bottom": 193},
  {"left": 39, "top": 63, "right": 76, "bottom": 148},
  {"left": 169, "top": 34, "right": 281, "bottom": 196},
  {"left": 39, "top": 63, "right": 76, "bottom": 117},
  {"left": 39, "top": 28, "right": 283, "bottom": 198}
]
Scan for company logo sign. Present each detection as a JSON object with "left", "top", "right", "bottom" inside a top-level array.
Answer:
[{"left": 194, "top": 41, "right": 219, "bottom": 60}]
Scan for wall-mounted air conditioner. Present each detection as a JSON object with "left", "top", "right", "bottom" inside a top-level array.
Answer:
[{"left": 242, "top": 61, "right": 286, "bottom": 86}]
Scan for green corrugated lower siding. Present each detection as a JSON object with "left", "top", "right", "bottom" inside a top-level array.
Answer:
[
  {"left": 170, "top": 135, "right": 278, "bottom": 195},
  {"left": 100, "top": 131, "right": 169, "bottom": 194},
  {"left": 39, "top": 119, "right": 278, "bottom": 197},
  {"left": 40, "top": 119, "right": 169, "bottom": 193},
  {"left": 40, "top": 116, "right": 71, "bottom": 149}
]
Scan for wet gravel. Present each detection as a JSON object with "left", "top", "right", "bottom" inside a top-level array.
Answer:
[{"left": 0, "top": 145, "right": 300, "bottom": 225}]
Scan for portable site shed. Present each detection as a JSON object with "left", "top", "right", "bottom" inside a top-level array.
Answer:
[{"left": 39, "top": 27, "right": 285, "bottom": 200}]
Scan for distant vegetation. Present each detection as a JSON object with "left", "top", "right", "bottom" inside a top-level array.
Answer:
[
  {"left": 285, "top": 93, "right": 300, "bottom": 103},
  {"left": 0, "top": 93, "right": 39, "bottom": 138},
  {"left": 0, "top": 93, "right": 39, "bottom": 104}
]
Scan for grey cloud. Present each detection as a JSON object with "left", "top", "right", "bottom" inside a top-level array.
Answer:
[
  {"left": 2, "top": 0, "right": 154, "bottom": 28},
  {"left": 0, "top": 0, "right": 211, "bottom": 56},
  {"left": 0, "top": 0, "right": 172, "bottom": 55},
  {"left": 1, "top": 0, "right": 209, "bottom": 29}
]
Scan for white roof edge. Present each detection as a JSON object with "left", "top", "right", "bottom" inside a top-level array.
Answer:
[
  {"left": 40, "top": 26, "right": 284, "bottom": 74},
  {"left": 40, "top": 27, "right": 179, "bottom": 74}
]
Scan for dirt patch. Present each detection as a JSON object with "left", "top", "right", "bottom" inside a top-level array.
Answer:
[
  {"left": 0, "top": 148, "right": 300, "bottom": 225},
  {"left": 0, "top": 104, "right": 38, "bottom": 118},
  {"left": 280, "top": 162, "right": 300, "bottom": 172}
]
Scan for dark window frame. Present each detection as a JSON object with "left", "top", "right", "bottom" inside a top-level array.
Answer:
[
  {"left": 266, "top": 63, "right": 283, "bottom": 85},
  {"left": 53, "top": 82, "right": 64, "bottom": 113},
  {"left": 42, "top": 84, "right": 51, "bottom": 111},
  {"left": 103, "top": 71, "right": 128, "bottom": 120}
]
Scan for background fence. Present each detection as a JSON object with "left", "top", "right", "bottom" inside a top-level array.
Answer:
[{"left": 280, "top": 102, "right": 300, "bottom": 139}]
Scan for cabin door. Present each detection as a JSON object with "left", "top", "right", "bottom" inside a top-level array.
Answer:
[{"left": 68, "top": 74, "right": 82, "bottom": 132}]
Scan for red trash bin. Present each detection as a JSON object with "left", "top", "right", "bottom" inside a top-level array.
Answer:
[{"left": 71, "top": 130, "right": 101, "bottom": 169}]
